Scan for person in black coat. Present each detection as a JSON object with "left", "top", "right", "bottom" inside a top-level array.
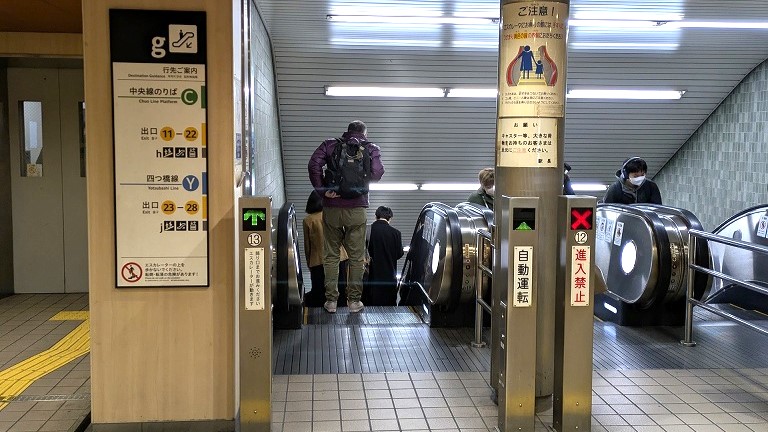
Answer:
[
  {"left": 602, "top": 157, "right": 662, "bottom": 205},
  {"left": 563, "top": 162, "right": 575, "bottom": 195},
  {"left": 364, "top": 206, "right": 405, "bottom": 306}
]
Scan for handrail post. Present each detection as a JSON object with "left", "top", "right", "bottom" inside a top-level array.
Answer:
[
  {"left": 681, "top": 233, "right": 698, "bottom": 347},
  {"left": 472, "top": 230, "right": 489, "bottom": 348}
]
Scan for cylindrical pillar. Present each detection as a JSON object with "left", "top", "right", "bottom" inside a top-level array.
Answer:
[{"left": 495, "top": 0, "right": 570, "bottom": 398}]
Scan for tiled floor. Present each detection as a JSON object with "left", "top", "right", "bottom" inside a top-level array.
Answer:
[
  {"left": 271, "top": 371, "right": 499, "bottom": 432},
  {"left": 2, "top": 295, "right": 768, "bottom": 432},
  {"left": 0, "top": 294, "right": 90, "bottom": 432},
  {"left": 272, "top": 306, "right": 768, "bottom": 431},
  {"left": 270, "top": 368, "right": 768, "bottom": 432}
]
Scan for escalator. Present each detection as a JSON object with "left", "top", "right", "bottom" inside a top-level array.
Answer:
[
  {"left": 398, "top": 202, "right": 492, "bottom": 327},
  {"left": 593, "top": 204, "right": 709, "bottom": 325}
]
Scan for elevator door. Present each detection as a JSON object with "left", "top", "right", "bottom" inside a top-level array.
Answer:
[{"left": 8, "top": 68, "right": 87, "bottom": 293}]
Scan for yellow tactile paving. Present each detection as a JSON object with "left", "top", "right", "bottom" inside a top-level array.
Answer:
[
  {"left": 51, "top": 311, "right": 89, "bottom": 321},
  {"left": 0, "top": 312, "right": 90, "bottom": 411}
]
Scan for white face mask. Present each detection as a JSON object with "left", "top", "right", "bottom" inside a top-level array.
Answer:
[
  {"left": 629, "top": 176, "right": 645, "bottom": 186},
  {"left": 485, "top": 186, "right": 495, "bottom": 197}
]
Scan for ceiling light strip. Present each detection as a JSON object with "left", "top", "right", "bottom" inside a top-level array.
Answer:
[
  {"left": 326, "top": 14, "right": 498, "bottom": 25},
  {"left": 567, "top": 89, "right": 685, "bottom": 100},
  {"left": 327, "top": 86, "right": 686, "bottom": 100},
  {"left": 325, "top": 86, "right": 445, "bottom": 98},
  {"left": 364, "top": 182, "right": 608, "bottom": 192}
]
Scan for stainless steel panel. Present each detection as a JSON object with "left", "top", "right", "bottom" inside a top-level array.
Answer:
[
  {"left": 497, "top": 197, "right": 539, "bottom": 432},
  {"left": 554, "top": 196, "right": 596, "bottom": 432},
  {"left": 490, "top": 197, "right": 510, "bottom": 396},
  {"left": 239, "top": 196, "right": 272, "bottom": 432},
  {"left": 595, "top": 205, "right": 660, "bottom": 306}
]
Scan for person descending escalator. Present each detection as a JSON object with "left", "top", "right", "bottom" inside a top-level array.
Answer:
[
  {"left": 363, "top": 206, "right": 404, "bottom": 306},
  {"left": 603, "top": 157, "right": 662, "bottom": 205}
]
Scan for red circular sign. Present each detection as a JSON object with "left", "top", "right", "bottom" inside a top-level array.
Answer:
[{"left": 121, "top": 262, "right": 143, "bottom": 283}]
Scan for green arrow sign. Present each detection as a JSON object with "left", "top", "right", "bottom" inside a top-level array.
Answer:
[
  {"left": 244, "top": 209, "right": 266, "bottom": 223},
  {"left": 242, "top": 208, "right": 267, "bottom": 231},
  {"left": 515, "top": 221, "right": 533, "bottom": 231}
]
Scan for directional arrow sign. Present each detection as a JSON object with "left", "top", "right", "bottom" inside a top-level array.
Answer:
[{"left": 243, "top": 208, "right": 267, "bottom": 231}]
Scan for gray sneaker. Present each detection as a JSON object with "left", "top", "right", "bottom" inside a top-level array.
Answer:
[
  {"left": 348, "top": 300, "right": 364, "bottom": 313},
  {"left": 324, "top": 301, "right": 337, "bottom": 313}
]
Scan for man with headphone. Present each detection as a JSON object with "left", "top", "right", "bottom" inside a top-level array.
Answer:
[{"left": 602, "top": 157, "right": 662, "bottom": 204}]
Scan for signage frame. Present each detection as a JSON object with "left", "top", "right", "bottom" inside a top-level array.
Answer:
[{"left": 110, "top": 9, "right": 210, "bottom": 288}]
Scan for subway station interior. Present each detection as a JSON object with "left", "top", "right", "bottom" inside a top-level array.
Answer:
[{"left": 1, "top": 0, "right": 768, "bottom": 431}]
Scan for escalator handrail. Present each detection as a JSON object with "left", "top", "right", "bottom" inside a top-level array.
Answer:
[
  {"left": 712, "top": 204, "right": 768, "bottom": 234},
  {"left": 275, "top": 202, "right": 300, "bottom": 311}
]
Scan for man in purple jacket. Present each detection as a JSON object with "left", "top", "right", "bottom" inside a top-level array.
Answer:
[{"left": 308, "top": 120, "right": 385, "bottom": 313}]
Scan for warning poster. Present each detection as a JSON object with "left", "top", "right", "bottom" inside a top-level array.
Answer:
[
  {"left": 111, "top": 9, "right": 209, "bottom": 287},
  {"left": 498, "top": 2, "right": 568, "bottom": 118}
]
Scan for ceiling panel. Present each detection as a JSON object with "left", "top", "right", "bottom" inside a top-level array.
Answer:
[
  {"left": 0, "top": 0, "right": 82, "bottom": 33},
  {"left": 254, "top": 0, "right": 768, "bottom": 243}
]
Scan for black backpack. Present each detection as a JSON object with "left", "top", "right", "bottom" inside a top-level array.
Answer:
[{"left": 324, "top": 137, "right": 372, "bottom": 199}]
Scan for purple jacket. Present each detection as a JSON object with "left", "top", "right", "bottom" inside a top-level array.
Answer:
[{"left": 308, "top": 131, "right": 384, "bottom": 208}]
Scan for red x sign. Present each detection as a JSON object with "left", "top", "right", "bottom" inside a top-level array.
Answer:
[{"left": 571, "top": 208, "right": 593, "bottom": 230}]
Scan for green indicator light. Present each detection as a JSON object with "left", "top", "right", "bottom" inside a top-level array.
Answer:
[
  {"left": 242, "top": 208, "right": 267, "bottom": 231},
  {"left": 243, "top": 209, "right": 265, "bottom": 223},
  {"left": 515, "top": 222, "right": 533, "bottom": 231}
]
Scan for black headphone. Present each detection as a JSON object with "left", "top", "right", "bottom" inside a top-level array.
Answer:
[{"left": 620, "top": 157, "right": 643, "bottom": 180}]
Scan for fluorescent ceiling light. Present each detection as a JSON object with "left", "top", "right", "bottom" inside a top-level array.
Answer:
[
  {"left": 572, "top": 12, "right": 683, "bottom": 22},
  {"left": 330, "top": 38, "right": 441, "bottom": 48},
  {"left": 448, "top": 88, "right": 498, "bottom": 98},
  {"left": 326, "top": 14, "right": 498, "bottom": 25},
  {"left": 571, "top": 183, "right": 609, "bottom": 192},
  {"left": 368, "top": 183, "right": 419, "bottom": 191},
  {"left": 570, "top": 42, "right": 679, "bottom": 50},
  {"left": 570, "top": 18, "right": 768, "bottom": 30},
  {"left": 569, "top": 19, "right": 670, "bottom": 29},
  {"left": 452, "top": 40, "right": 498, "bottom": 49},
  {"left": 675, "top": 21, "right": 768, "bottom": 29},
  {"left": 567, "top": 89, "right": 685, "bottom": 100},
  {"left": 421, "top": 183, "right": 478, "bottom": 191},
  {"left": 327, "top": 86, "right": 685, "bottom": 100},
  {"left": 325, "top": 86, "right": 445, "bottom": 98}
]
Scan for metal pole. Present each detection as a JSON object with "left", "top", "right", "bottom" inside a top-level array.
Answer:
[
  {"left": 681, "top": 233, "right": 697, "bottom": 347},
  {"left": 472, "top": 228, "right": 484, "bottom": 347}
]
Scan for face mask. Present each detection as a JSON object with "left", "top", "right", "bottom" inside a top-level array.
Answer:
[
  {"left": 485, "top": 186, "right": 495, "bottom": 197},
  {"left": 629, "top": 176, "right": 645, "bottom": 186}
]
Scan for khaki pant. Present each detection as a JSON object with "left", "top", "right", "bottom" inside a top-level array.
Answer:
[{"left": 323, "top": 206, "right": 367, "bottom": 302}]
